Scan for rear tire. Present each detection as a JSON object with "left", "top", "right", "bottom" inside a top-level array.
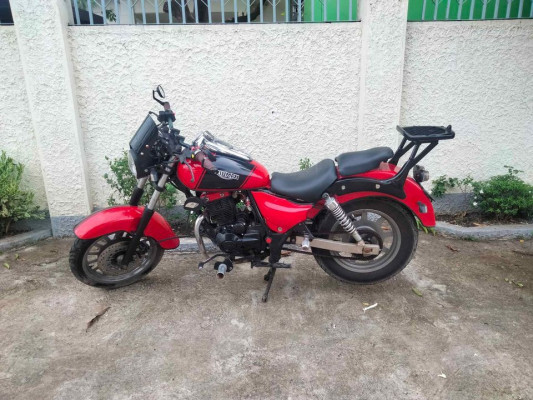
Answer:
[
  {"left": 69, "top": 232, "right": 164, "bottom": 288},
  {"left": 312, "top": 199, "right": 418, "bottom": 284}
]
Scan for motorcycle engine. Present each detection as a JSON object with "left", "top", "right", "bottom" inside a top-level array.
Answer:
[
  {"left": 205, "top": 197, "right": 236, "bottom": 226},
  {"left": 204, "top": 196, "right": 264, "bottom": 255}
]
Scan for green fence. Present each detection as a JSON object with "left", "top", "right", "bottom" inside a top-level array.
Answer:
[{"left": 408, "top": 0, "right": 533, "bottom": 21}]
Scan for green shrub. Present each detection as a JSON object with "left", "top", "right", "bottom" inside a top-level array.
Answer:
[
  {"left": 104, "top": 151, "right": 178, "bottom": 208},
  {"left": 431, "top": 175, "right": 473, "bottom": 198},
  {"left": 471, "top": 166, "right": 533, "bottom": 220},
  {"left": 0, "top": 151, "right": 44, "bottom": 236},
  {"left": 299, "top": 158, "right": 313, "bottom": 171}
]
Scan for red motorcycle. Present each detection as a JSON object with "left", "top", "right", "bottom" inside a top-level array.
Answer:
[{"left": 70, "top": 86, "right": 454, "bottom": 301}]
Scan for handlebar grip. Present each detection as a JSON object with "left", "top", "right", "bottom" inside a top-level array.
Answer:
[{"left": 196, "top": 152, "right": 217, "bottom": 172}]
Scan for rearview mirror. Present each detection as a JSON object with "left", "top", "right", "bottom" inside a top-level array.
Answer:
[{"left": 156, "top": 85, "right": 165, "bottom": 98}]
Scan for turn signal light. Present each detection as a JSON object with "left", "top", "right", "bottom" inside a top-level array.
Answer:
[{"left": 413, "top": 165, "right": 429, "bottom": 183}]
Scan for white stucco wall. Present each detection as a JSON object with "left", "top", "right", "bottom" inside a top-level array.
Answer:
[
  {"left": 401, "top": 20, "right": 533, "bottom": 184},
  {"left": 0, "top": 26, "right": 47, "bottom": 208},
  {"left": 68, "top": 23, "right": 363, "bottom": 207},
  {"left": 357, "top": 0, "right": 408, "bottom": 150},
  {"left": 3, "top": 15, "right": 532, "bottom": 219},
  {"left": 10, "top": 0, "right": 92, "bottom": 232}
]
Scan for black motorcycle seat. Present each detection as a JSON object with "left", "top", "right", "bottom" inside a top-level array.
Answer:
[
  {"left": 336, "top": 147, "right": 394, "bottom": 176},
  {"left": 270, "top": 159, "right": 337, "bottom": 203}
]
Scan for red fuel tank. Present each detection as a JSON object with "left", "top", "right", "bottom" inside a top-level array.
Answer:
[{"left": 177, "top": 154, "right": 270, "bottom": 191}]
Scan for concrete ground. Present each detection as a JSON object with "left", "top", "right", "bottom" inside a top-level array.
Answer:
[{"left": 0, "top": 235, "right": 532, "bottom": 400}]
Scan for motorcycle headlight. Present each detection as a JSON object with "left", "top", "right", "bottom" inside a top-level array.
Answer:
[{"left": 127, "top": 150, "right": 137, "bottom": 177}]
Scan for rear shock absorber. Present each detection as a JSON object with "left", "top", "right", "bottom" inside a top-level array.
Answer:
[{"left": 323, "top": 193, "right": 365, "bottom": 245}]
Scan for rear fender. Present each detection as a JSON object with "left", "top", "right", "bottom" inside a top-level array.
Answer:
[
  {"left": 309, "top": 170, "right": 435, "bottom": 227},
  {"left": 74, "top": 206, "right": 180, "bottom": 249}
]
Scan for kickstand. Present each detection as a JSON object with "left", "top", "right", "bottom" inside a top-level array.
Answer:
[{"left": 262, "top": 267, "right": 277, "bottom": 303}]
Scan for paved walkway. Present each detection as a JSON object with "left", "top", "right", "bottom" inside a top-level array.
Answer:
[{"left": 0, "top": 235, "right": 532, "bottom": 399}]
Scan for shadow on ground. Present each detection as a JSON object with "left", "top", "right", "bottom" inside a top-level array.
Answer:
[{"left": 0, "top": 235, "right": 532, "bottom": 399}]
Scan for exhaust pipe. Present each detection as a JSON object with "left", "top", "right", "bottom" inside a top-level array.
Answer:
[
  {"left": 301, "top": 234, "right": 311, "bottom": 251},
  {"left": 217, "top": 263, "right": 227, "bottom": 279},
  {"left": 194, "top": 215, "right": 208, "bottom": 259}
]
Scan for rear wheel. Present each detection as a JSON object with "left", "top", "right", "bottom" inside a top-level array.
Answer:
[
  {"left": 312, "top": 199, "right": 418, "bottom": 284},
  {"left": 69, "top": 231, "right": 164, "bottom": 288}
]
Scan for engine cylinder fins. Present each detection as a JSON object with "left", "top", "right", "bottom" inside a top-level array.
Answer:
[
  {"left": 205, "top": 196, "right": 236, "bottom": 225},
  {"left": 322, "top": 193, "right": 364, "bottom": 244}
]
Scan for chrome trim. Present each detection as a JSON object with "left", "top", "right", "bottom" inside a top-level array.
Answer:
[
  {"left": 193, "top": 131, "right": 252, "bottom": 161},
  {"left": 137, "top": 177, "right": 148, "bottom": 189},
  {"left": 323, "top": 193, "right": 365, "bottom": 245},
  {"left": 194, "top": 215, "right": 208, "bottom": 258},
  {"left": 147, "top": 174, "right": 168, "bottom": 209},
  {"left": 216, "top": 263, "right": 227, "bottom": 279}
]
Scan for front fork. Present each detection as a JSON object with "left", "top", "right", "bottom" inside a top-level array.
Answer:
[
  {"left": 121, "top": 157, "right": 177, "bottom": 265},
  {"left": 129, "top": 177, "right": 148, "bottom": 206}
]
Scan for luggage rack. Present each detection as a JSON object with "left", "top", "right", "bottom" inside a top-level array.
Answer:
[
  {"left": 396, "top": 125, "right": 455, "bottom": 143},
  {"left": 389, "top": 125, "right": 455, "bottom": 168},
  {"left": 353, "top": 125, "right": 454, "bottom": 197}
]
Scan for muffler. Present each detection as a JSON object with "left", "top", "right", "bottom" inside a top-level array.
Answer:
[{"left": 216, "top": 263, "right": 227, "bottom": 279}]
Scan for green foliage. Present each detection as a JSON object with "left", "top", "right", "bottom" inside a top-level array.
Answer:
[
  {"left": 471, "top": 166, "right": 533, "bottom": 220},
  {"left": 299, "top": 158, "right": 313, "bottom": 171},
  {"left": 431, "top": 175, "right": 473, "bottom": 198},
  {"left": 103, "top": 151, "right": 178, "bottom": 208},
  {"left": 415, "top": 217, "right": 435, "bottom": 235},
  {"left": 0, "top": 151, "right": 44, "bottom": 236}
]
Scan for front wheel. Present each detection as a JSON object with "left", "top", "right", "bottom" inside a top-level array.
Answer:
[
  {"left": 312, "top": 199, "right": 418, "bottom": 284},
  {"left": 69, "top": 231, "right": 164, "bottom": 288}
]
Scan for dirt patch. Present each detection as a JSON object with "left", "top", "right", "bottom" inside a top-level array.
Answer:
[{"left": 0, "top": 235, "right": 532, "bottom": 399}]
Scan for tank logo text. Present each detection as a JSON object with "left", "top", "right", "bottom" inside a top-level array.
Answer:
[{"left": 217, "top": 170, "right": 240, "bottom": 181}]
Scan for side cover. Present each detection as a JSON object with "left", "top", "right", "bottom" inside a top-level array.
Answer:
[{"left": 74, "top": 206, "right": 180, "bottom": 249}]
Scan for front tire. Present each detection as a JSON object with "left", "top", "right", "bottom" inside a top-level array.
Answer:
[
  {"left": 312, "top": 199, "right": 418, "bottom": 284},
  {"left": 69, "top": 231, "right": 164, "bottom": 288}
]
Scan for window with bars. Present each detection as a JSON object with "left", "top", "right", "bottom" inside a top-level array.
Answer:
[
  {"left": 408, "top": 0, "right": 533, "bottom": 21},
  {"left": 70, "top": 0, "right": 358, "bottom": 24}
]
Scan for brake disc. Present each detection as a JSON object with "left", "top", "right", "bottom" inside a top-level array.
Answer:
[{"left": 97, "top": 241, "right": 142, "bottom": 276}]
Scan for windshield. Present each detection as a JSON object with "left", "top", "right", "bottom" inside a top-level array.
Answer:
[{"left": 193, "top": 131, "right": 251, "bottom": 161}]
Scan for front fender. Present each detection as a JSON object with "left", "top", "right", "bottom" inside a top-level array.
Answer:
[{"left": 74, "top": 206, "right": 180, "bottom": 249}]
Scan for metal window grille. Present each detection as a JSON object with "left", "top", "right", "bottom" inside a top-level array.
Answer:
[
  {"left": 408, "top": 0, "right": 533, "bottom": 21},
  {"left": 70, "top": 0, "right": 358, "bottom": 24}
]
